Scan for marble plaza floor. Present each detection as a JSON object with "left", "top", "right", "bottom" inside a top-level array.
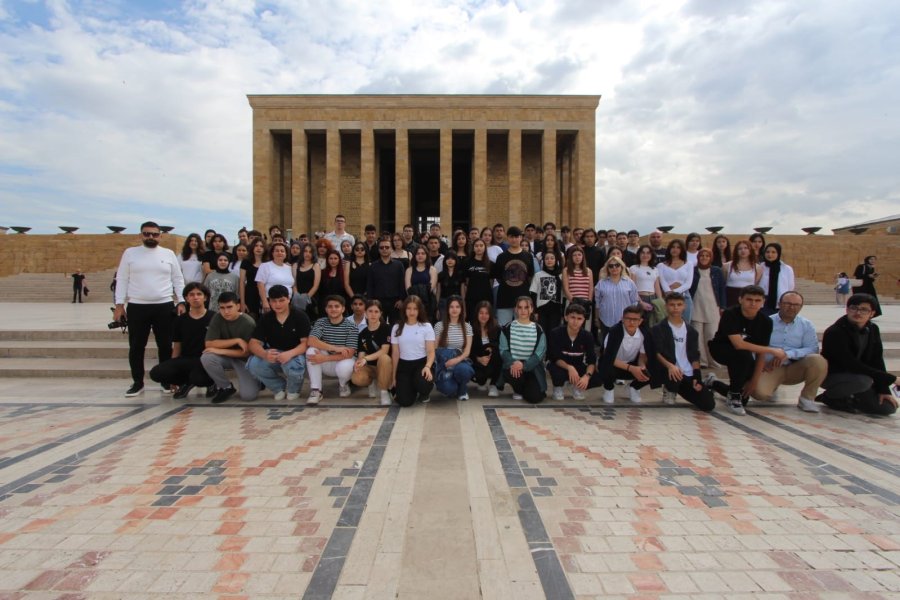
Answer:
[{"left": 0, "top": 303, "right": 898, "bottom": 599}]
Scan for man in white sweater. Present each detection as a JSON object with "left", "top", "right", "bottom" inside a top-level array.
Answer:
[{"left": 114, "top": 221, "right": 186, "bottom": 397}]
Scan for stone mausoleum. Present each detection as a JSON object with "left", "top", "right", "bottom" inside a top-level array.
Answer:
[{"left": 248, "top": 94, "right": 600, "bottom": 235}]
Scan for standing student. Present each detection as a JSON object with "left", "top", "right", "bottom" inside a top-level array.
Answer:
[
  {"left": 712, "top": 235, "right": 731, "bottom": 269},
  {"left": 852, "top": 256, "right": 881, "bottom": 318},
  {"left": 256, "top": 242, "right": 294, "bottom": 312},
  {"left": 433, "top": 296, "right": 475, "bottom": 401},
  {"left": 548, "top": 304, "right": 602, "bottom": 401},
  {"left": 240, "top": 237, "right": 265, "bottom": 319},
  {"left": 405, "top": 246, "right": 438, "bottom": 320},
  {"left": 629, "top": 244, "right": 663, "bottom": 325},
  {"left": 294, "top": 243, "right": 321, "bottom": 320},
  {"left": 684, "top": 232, "right": 702, "bottom": 267},
  {"left": 749, "top": 233, "right": 766, "bottom": 263},
  {"left": 760, "top": 243, "right": 795, "bottom": 317},
  {"left": 707, "top": 285, "right": 786, "bottom": 415},
  {"left": 492, "top": 227, "right": 535, "bottom": 326},
  {"left": 71, "top": 269, "right": 87, "bottom": 303},
  {"left": 178, "top": 233, "right": 205, "bottom": 284},
  {"left": 651, "top": 292, "right": 715, "bottom": 412},
  {"left": 498, "top": 296, "right": 547, "bottom": 403},
  {"left": 318, "top": 250, "right": 347, "bottom": 309},
  {"left": 834, "top": 272, "right": 851, "bottom": 306},
  {"left": 657, "top": 239, "right": 695, "bottom": 323},
  {"left": 600, "top": 304, "right": 653, "bottom": 404},
  {"left": 594, "top": 256, "right": 640, "bottom": 343},
  {"left": 463, "top": 239, "right": 494, "bottom": 323},
  {"left": 390, "top": 295, "right": 436, "bottom": 407},
  {"left": 531, "top": 252, "right": 564, "bottom": 335},
  {"left": 344, "top": 242, "right": 371, "bottom": 299},
  {"left": 305, "top": 295, "right": 359, "bottom": 405},
  {"left": 437, "top": 253, "right": 465, "bottom": 320},
  {"left": 471, "top": 301, "right": 502, "bottom": 398},
  {"left": 724, "top": 240, "right": 762, "bottom": 307},
  {"left": 351, "top": 299, "right": 394, "bottom": 406},
  {"left": 368, "top": 239, "right": 407, "bottom": 324},
  {"left": 563, "top": 246, "right": 595, "bottom": 331},
  {"left": 202, "top": 234, "right": 230, "bottom": 276},
  {"left": 689, "top": 247, "right": 726, "bottom": 367}
]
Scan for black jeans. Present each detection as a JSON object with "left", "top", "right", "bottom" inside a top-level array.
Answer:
[
  {"left": 395, "top": 358, "right": 434, "bottom": 407},
  {"left": 709, "top": 340, "right": 755, "bottom": 396},
  {"left": 472, "top": 352, "right": 502, "bottom": 387},
  {"left": 549, "top": 361, "right": 605, "bottom": 389},
  {"left": 502, "top": 368, "right": 545, "bottom": 404},
  {"left": 821, "top": 373, "right": 897, "bottom": 416},
  {"left": 149, "top": 357, "right": 213, "bottom": 388},
  {"left": 72, "top": 287, "right": 83, "bottom": 302},
  {"left": 601, "top": 365, "right": 649, "bottom": 391},
  {"left": 126, "top": 302, "right": 175, "bottom": 385},
  {"left": 663, "top": 377, "right": 715, "bottom": 412}
]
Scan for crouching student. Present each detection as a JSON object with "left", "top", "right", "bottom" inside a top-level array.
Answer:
[
  {"left": 151, "top": 282, "right": 215, "bottom": 398},
  {"left": 433, "top": 295, "right": 476, "bottom": 401},
  {"left": 471, "top": 301, "right": 502, "bottom": 397},
  {"left": 651, "top": 292, "right": 715, "bottom": 412},
  {"left": 548, "top": 303, "right": 602, "bottom": 401},
  {"left": 391, "top": 295, "right": 436, "bottom": 406},
  {"left": 351, "top": 299, "right": 394, "bottom": 406},
  {"left": 200, "top": 291, "right": 258, "bottom": 404},
  {"left": 247, "top": 285, "right": 311, "bottom": 401},
  {"left": 599, "top": 304, "right": 653, "bottom": 405},
  {"left": 499, "top": 296, "right": 547, "bottom": 403},
  {"left": 306, "top": 295, "right": 359, "bottom": 405}
]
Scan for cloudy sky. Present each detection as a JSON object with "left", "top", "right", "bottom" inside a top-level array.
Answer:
[{"left": 1, "top": 0, "right": 897, "bottom": 238}]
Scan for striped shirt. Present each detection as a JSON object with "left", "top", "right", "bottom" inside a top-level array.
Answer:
[
  {"left": 310, "top": 317, "right": 358, "bottom": 351},
  {"left": 433, "top": 321, "right": 473, "bottom": 351},
  {"left": 508, "top": 321, "right": 538, "bottom": 361},
  {"left": 567, "top": 268, "right": 593, "bottom": 299},
  {"left": 594, "top": 278, "right": 640, "bottom": 328}
]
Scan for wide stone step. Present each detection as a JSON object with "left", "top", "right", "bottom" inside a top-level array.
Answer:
[
  {"left": 0, "top": 358, "right": 152, "bottom": 378},
  {"left": 0, "top": 341, "right": 157, "bottom": 359},
  {"left": 0, "top": 330, "right": 138, "bottom": 341}
]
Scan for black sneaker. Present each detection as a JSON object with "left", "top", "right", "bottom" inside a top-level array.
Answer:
[
  {"left": 211, "top": 386, "right": 237, "bottom": 404},
  {"left": 173, "top": 384, "right": 193, "bottom": 400},
  {"left": 125, "top": 383, "right": 144, "bottom": 397},
  {"left": 205, "top": 385, "right": 218, "bottom": 398}
]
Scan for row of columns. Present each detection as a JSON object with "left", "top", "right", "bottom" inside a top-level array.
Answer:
[{"left": 255, "top": 126, "right": 595, "bottom": 235}]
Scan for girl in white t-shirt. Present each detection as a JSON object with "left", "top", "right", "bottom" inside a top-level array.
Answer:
[{"left": 391, "top": 295, "right": 435, "bottom": 406}]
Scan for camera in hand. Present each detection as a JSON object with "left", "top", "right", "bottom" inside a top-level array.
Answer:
[{"left": 108, "top": 318, "right": 128, "bottom": 329}]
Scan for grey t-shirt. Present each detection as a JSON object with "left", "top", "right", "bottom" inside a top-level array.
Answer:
[{"left": 206, "top": 313, "right": 256, "bottom": 346}]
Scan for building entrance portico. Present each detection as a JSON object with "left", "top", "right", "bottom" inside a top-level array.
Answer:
[{"left": 248, "top": 95, "right": 600, "bottom": 234}]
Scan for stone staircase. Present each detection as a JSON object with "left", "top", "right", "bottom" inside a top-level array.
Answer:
[
  {"left": 0, "top": 269, "right": 117, "bottom": 303},
  {"left": 793, "top": 277, "right": 898, "bottom": 305}
]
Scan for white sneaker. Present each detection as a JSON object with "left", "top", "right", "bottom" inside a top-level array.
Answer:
[
  {"left": 476, "top": 383, "right": 488, "bottom": 392},
  {"left": 459, "top": 393, "right": 469, "bottom": 401},
  {"left": 798, "top": 397, "right": 821, "bottom": 413},
  {"left": 662, "top": 390, "right": 676, "bottom": 405},
  {"left": 488, "top": 385, "right": 499, "bottom": 398},
  {"left": 307, "top": 390, "right": 322, "bottom": 405},
  {"left": 628, "top": 387, "right": 642, "bottom": 404},
  {"left": 380, "top": 390, "right": 392, "bottom": 406},
  {"left": 339, "top": 384, "right": 352, "bottom": 398},
  {"left": 727, "top": 393, "right": 747, "bottom": 416},
  {"left": 572, "top": 387, "right": 585, "bottom": 401},
  {"left": 287, "top": 392, "right": 300, "bottom": 402},
  {"left": 367, "top": 382, "right": 377, "bottom": 398},
  {"left": 553, "top": 387, "right": 565, "bottom": 401},
  {"left": 512, "top": 393, "right": 524, "bottom": 401},
  {"left": 602, "top": 389, "right": 615, "bottom": 404},
  {"left": 160, "top": 385, "right": 173, "bottom": 394},
  {"left": 274, "top": 390, "right": 287, "bottom": 401}
]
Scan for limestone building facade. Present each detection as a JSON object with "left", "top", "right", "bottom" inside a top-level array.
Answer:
[{"left": 247, "top": 95, "right": 600, "bottom": 235}]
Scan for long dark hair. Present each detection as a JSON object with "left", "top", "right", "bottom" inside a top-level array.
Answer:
[
  {"left": 712, "top": 235, "right": 731, "bottom": 266},
  {"left": 437, "top": 295, "right": 468, "bottom": 348},
  {"left": 664, "top": 239, "right": 686, "bottom": 266},
  {"left": 181, "top": 233, "right": 204, "bottom": 260},
  {"left": 636, "top": 244, "right": 657, "bottom": 267},
  {"left": 474, "top": 300, "right": 499, "bottom": 339},
  {"left": 394, "top": 295, "right": 428, "bottom": 337}
]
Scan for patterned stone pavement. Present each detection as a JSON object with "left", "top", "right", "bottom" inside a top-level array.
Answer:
[{"left": 0, "top": 391, "right": 897, "bottom": 599}]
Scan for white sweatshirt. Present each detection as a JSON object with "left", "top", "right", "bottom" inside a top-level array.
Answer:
[{"left": 115, "top": 245, "right": 185, "bottom": 305}]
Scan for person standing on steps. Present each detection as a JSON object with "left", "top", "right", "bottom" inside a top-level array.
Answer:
[
  {"left": 114, "top": 221, "right": 185, "bottom": 397},
  {"left": 71, "top": 269, "right": 86, "bottom": 303}
]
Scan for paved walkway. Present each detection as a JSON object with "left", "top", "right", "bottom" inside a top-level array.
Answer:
[{"left": 0, "top": 303, "right": 898, "bottom": 598}]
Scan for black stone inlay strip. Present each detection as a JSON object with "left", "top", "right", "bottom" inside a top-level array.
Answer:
[
  {"left": 748, "top": 411, "right": 900, "bottom": 479},
  {"left": 0, "top": 406, "right": 186, "bottom": 499},
  {"left": 711, "top": 412, "right": 900, "bottom": 506},
  {"left": 0, "top": 405, "right": 155, "bottom": 471},
  {"left": 484, "top": 408, "right": 575, "bottom": 600},
  {"left": 303, "top": 405, "right": 398, "bottom": 600}
]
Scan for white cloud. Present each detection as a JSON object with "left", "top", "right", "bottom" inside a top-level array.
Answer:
[{"left": 0, "top": 0, "right": 897, "bottom": 238}]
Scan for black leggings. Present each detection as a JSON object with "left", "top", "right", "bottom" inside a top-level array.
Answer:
[
  {"left": 601, "top": 365, "right": 649, "bottom": 391},
  {"left": 472, "top": 352, "right": 502, "bottom": 386},
  {"left": 664, "top": 377, "right": 715, "bottom": 412},
  {"left": 126, "top": 302, "right": 175, "bottom": 385},
  {"left": 149, "top": 357, "right": 213, "bottom": 388},
  {"left": 395, "top": 358, "right": 434, "bottom": 407},
  {"left": 503, "top": 368, "right": 545, "bottom": 404}
]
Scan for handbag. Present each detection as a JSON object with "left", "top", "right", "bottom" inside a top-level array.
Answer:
[{"left": 83, "top": 287, "right": 90, "bottom": 297}]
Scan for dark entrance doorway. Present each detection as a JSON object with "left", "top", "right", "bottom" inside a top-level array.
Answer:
[{"left": 410, "top": 133, "right": 440, "bottom": 233}]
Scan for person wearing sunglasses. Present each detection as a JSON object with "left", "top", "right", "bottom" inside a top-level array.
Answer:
[
  {"left": 114, "top": 221, "right": 186, "bottom": 398},
  {"left": 819, "top": 293, "right": 898, "bottom": 415}
]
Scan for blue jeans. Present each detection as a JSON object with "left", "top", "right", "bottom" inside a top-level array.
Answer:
[
  {"left": 435, "top": 358, "right": 475, "bottom": 398},
  {"left": 247, "top": 354, "right": 307, "bottom": 394},
  {"left": 496, "top": 308, "right": 514, "bottom": 327}
]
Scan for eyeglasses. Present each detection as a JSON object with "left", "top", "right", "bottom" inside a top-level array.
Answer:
[
  {"left": 848, "top": 306, "right": 873, "bottom": 315},
  {"left": 379, "top": 245, "right": 391, "bottom": 250},
  {"left": 142, "top": 232, "right": 161, "bottom": 238},
  {"left": 608, "top": 264, "right": 622, "bottom": 269}
]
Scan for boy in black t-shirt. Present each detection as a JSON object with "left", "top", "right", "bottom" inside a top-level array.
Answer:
[
  {"left": 492, "top": 226, "right": 535, "bottom": 326},
  {"left": 708, "top": 285, "right": 787, "bottom": 415},
  {"left": 150, "top": 282, "right": 214, "bottom": 397}
]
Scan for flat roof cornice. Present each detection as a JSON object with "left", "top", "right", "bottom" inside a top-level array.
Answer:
[{"left": 247, "top": 94, "right": 601, "bottom": 109}]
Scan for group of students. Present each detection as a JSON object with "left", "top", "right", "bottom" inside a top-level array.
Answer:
[{"left": 128, "top": 219, "right": 895, "bottom": 416}]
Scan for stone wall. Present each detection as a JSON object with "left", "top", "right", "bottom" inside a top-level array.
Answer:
[{"left": 0, "top": 234, "right": 184, "bottom": 278}]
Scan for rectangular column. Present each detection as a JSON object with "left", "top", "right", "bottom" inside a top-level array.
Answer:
[
  {"left": 325, "top": 127, "right": 341, "bottom": 231},
  {"left": 575, "top": 127, "right": 595, "bottom": 227},
  {"left": 252, "top": 127, "right": 278, "bottom": 230},
  {"left": 440, "top": 127, "right": 452, "bottom": 230},
  {"left": 395, "top": 127, "right": 410, "bottom": 229},
  {"left": 291, "top": 128, "right": 308, "bottom": 237},
  {"left": 472, "top": 128, "right": 487, "bottom": 228},
  {"left": 541, "top": 128, "right": 557, "bottom": 227},
  {"left": 507, "top": 128, "right": 522, "bottom": 227},
  {"left": 360, "top": 125, "right": 376, "bottom": 228}
]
